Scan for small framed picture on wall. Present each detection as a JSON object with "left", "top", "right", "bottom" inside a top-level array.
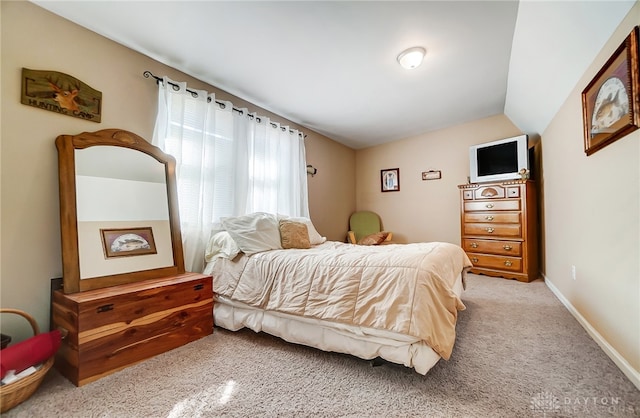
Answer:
[{"left": 381, "top": 168, "right": 400, "bottom": 192}]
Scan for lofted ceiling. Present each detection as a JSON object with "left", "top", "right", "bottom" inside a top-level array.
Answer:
[{"left": 31, "top": 1, "right": 635, "bottom": 149}]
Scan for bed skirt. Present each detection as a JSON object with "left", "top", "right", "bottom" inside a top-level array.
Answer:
[{"left": 213, "top": 272, "right": 464, "bottom": 375}]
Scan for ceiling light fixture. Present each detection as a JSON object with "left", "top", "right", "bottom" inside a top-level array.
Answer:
[{"left": 397, "top": 46, "right": 426, "bottom": 70}]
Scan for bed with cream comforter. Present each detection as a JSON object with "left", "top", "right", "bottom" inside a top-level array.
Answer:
[{"left": 207, "top": 240, "right": 472, "bottom": 374}]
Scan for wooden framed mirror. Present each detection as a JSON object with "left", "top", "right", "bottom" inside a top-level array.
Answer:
[{"left": 56, "top": 129, "right": 185, "bottom": 293}]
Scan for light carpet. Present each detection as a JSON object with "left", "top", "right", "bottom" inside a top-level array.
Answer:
[{"left": 4, "top": 274, "right": 639, "bottom": 417}]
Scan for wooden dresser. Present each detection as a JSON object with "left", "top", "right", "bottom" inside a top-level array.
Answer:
[
  {"left": 52, "top": 272, "right": 213, "bottom": 386},
  {"left": 458, "top": 180, "right": 538, "bottom": 282}
]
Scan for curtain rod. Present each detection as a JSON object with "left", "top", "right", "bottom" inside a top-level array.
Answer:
[{"left": 143, "top": 71, "right": 305, "bottom": 138}]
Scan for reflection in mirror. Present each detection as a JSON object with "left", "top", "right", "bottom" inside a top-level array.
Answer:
[
  {"left": 75, "top": 146, "right": 174, "bottom": 279},
  {"left": 56, "top": 129, "right": 185, "bottom": 293}
]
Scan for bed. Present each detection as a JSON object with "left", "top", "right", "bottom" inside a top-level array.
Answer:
[{"left": 203, "top": 212, "right": 472, "bottom": 374}]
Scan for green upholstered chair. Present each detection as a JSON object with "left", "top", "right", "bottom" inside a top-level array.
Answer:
[{"left": 347, "top": 211, "right": 393, "bottom": 244}]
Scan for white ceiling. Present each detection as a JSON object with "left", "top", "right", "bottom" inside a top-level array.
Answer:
[{"left": 31, "top": 1, "right": 635, "bottom": 149}]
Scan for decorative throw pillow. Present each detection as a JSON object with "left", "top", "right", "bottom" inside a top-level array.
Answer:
[
  {"left": 279, "top": 220, "right": 311, "bottom": 249},
  {"left": 283, "top": 216, "right": 326, "bottom": 245},
  {"left": 358, "top": 231, "right": 389, "bottom": 246},
  {"left": 221, "top": 212, "right": 282, "bottom": 255}
]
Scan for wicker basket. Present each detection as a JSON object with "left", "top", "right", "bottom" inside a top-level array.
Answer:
[{"left": 0, "top": 309, "right": 55, "bottom": 413}]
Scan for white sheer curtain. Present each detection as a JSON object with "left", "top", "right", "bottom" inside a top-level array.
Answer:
[{"left": 152, "top": 77, "right": 309, "bottom": 272}]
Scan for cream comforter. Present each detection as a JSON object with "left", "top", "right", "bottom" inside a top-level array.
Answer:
[{"left": 210, "top": 241, "right": 472, "bottom": 360}]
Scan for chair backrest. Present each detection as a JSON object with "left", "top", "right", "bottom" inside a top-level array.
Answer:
[{"left": 349, "top": 211, "right": 382, "bottom": 243}]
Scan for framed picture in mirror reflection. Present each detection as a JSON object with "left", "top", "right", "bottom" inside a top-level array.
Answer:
[{"left": 100, "top": 227, "right": 158, "bottom": 258}]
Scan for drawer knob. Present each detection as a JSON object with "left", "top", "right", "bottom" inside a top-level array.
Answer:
[
  {"left": 471, "top": 257, "right": 479, "bottom": 263},
  {"left": 486, "top": 227, "right": 494, "bottom": 233},
  {"left": 193, "top": 283, "right": 204, "bottom": 291},
  {"left": 485, "top": 216, "right": 494, "bottom": 221},
  {"left": 485, "top": 203, "right": 494, "bottom": 208},
  {"left": 503, "top": 245, "right": 512, "bottom": 251},
  {"left": 470, "top": 242, "right": 478, "bottom": 248},
  {"left": 504, "top": 261, "right": 512, "bottom": 267}
]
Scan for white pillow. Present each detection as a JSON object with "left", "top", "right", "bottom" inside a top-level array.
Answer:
[
  {"left": 205, "top": 231, "right": 241, "bottom": 261},
  {"left": 286, "top": 216, "right": 326, "bottom": 245},
  {"left": 221, "top": 212, "right": 282, "bottom": 255}
]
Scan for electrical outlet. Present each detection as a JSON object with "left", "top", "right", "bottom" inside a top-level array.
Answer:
[{"left": 571, "top": 265, "right": 577, "bottom": 280}]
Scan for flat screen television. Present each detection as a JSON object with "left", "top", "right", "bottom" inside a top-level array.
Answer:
[{"left": 469, "top": 135, "right": 529, "bottom": 183}]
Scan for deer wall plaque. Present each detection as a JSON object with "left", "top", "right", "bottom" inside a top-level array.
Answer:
[{"left": 21, "top": 68, "right": 102, "bottom": 122}]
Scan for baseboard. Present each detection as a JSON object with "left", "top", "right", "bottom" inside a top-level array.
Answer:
[{"left": 543, "top": 274, "right": 640, "bottom": 390}]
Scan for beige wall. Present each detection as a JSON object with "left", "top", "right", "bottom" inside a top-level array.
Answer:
[
  {"left": 355, "top": 114, "right": 522, "bottom": 244},
  {"left": 0, "top": 1, "right": 355, "bottom": 340},
  {"left": 541, "top": 4, "right": 639, "bottom": 380},
  {"left": 305, "top": 133, "right": 357, "bottom": 241}
]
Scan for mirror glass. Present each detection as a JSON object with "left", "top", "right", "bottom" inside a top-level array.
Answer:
[
  {"left": 57, "top": 129, "right": 185, "bottom": 293},
  {"left": 75, "top": 146, "right": 174, "bottom": 279}
]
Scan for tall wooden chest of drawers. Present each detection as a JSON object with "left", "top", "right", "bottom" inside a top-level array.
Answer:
[
  {"left": 52, "top": 272, "right": 213, "bottom": 386},
  {"left": 458, "top": 180, "right": 538, "bottom": 282}
]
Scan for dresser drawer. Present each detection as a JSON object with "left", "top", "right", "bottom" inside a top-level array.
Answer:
[
  {"left": 463, "top": 223, "right": 521, "bottom": 238},
  {"left": 464, "top": 200, "right": 521, "bottom": 212},
  {"left": 462, "top": 239, "right": 522, "bottom": 256},
  {"left": 463, "top": 212, "right": 520, "bottom": 224},
  {"left": 467, "top": 253, "right": 522, "bottom": 272}
]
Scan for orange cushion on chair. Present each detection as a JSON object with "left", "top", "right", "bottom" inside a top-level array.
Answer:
[
  {"left": 0, "top": 330, "right": 61, "bottom": 379},
  {"left": 358, "top": 232, "right": 389, "bottom": 245}
]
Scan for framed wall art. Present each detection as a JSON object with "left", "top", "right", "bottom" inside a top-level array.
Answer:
[
  {"left": 422, "top": 170, "right": 442, "bottom": 180},
  {"left": 581, "top": 26, "right": 639, "bottom": 156},
  {"left": 21, "top": 68, "right": 102, "bottom": 122},
  {"left": 381, "top": 168, "right": 400, "bottom": 192},
  {"left": 100, "top": 227, "right": 157, "bottom": 258}
]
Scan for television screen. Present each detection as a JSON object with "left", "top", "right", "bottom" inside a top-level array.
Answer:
[
  {"left": 476, "top": 141, "right": 518, "bottom": 176},
  {"left": 469, "top": 135, "right": 528, "bottom": 183}
]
